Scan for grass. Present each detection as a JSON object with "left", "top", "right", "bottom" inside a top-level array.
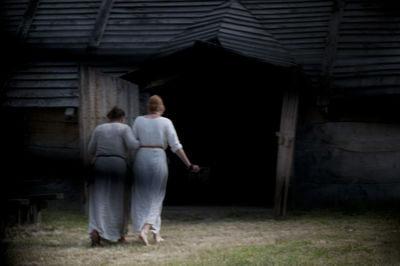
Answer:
[{"left": 2, "top": 206, "right": 400, "bottom": 265}]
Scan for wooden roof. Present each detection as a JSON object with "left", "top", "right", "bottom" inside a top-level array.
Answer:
[
  {"left": 159, "top": 1, "right": 295, "bottom": 67},
  {"left": 1, "top": 0, "right": 400, "bottom": 108}
]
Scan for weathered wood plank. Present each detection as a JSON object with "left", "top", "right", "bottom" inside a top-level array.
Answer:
[
  {"left": 5, "top": 98, "right": 79, "bottom": 107},
  {"left": 32, "top": 14, "right": 97, "bottom": 20},
  {"left": 35, "top": 8, "right": 98, "bottom": 15},
  {"left": 6, "top": 88, "right": 79, "bottom": 98},
  {"left": 27, "top": 37, "right": 90, "bottom": 44},
  {"left": 78, "top": 66, "right": 139, "bottom": 162},
  {"left": 332, "top": 75, "right": 400, "bottom": 88},
  {"left": 274, "top": 72, "right": 300, "bottom": 218},
  {"left": 32, "top": 19, "right": 95, "bottom": 26},
  {"left": 28, "top": 31, "right": 91, "bottom": 38},
  {"left": 10, "top": 73, "right": 78, "bottom": 80},
  {"left": 8, "top": 80, "right": 78, "bottom": 88},
  {"left": 318, "top": 122, "right": 400, "bottom": 153}
]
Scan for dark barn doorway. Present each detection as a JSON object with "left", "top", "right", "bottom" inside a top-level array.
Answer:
[{"left": 126, "top": 43, "right": 291, "bottom": 207}]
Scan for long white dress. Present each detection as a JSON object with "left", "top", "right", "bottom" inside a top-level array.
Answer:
[
  {"left": 88, "top": 122, "right": 139, "bottom": 240},
  {"left": 131, "top": 116, "right": 182, "bottom": 233}
]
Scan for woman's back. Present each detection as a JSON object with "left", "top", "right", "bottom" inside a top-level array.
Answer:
[
  {"left": 133, "top": 116, "right": 182, "bottom": 152},
  {"left": 88, "top": 122, "right": 137, "bottom": 160}
]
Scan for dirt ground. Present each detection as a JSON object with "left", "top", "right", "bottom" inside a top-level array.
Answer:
[{"left": 2, "top": 206, "right": 400, "bottom": 265}]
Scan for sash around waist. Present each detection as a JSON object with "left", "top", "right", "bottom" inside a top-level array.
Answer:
[
  {"left": 95, "top": 154, "right": 126, "bottom": 160},
  {"left": 140, "top": 145, "right": 164, "bottom": 149}
]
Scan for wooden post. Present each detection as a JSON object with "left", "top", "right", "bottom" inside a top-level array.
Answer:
[{"left": 273, "top": 88, "right": 300, "bottom": 218}]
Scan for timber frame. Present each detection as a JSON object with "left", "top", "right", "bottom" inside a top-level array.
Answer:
[{"left": 273, "top": 88, "right": 300, "bottom": 218}]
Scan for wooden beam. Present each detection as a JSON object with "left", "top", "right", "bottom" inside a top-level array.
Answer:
[
  {"left": 88, "top": 0, "right": 115, "bottom": 49},
  {"left": 16, "top": 0, "right": 40, "bottom": 40},
  {"left": 319, "top": 0, "right": 345, "bottom": 97},
  {"left": 274, "top": 71, "right": 300, "bottom": 218}
]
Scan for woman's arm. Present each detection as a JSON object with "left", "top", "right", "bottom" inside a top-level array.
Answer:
[
  {"left": 167, "top": 119, "right": 200, "bottom": 172},
  {"left": 175, "top": 149, "right": 200, "bottom": 173},
  {"left": 87, "top": 127, "right": 98, "bottom": 160},
  {"left": 123, "top": 124, "right": 139, "bottom": 150}
]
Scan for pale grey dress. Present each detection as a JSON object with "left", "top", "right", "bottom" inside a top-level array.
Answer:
[
  {"left": 88, "top": 122, "right": 139, "bottom": 241},
  {"left": 131, "top": 116, "right": 182, "bottom": 233}
]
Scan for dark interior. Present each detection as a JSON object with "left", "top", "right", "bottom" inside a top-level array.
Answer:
[{"left": 132, "top": 44, "right": 289, "bottom": 207}]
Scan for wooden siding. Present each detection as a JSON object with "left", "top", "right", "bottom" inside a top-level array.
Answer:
[
  {"left": 23, "top": 108, "right": 80, "bottom": 160},
  {"left": 4, "top": 61, "right": 79, "bottom": 107},
  {"left": 0, "top": 0, "right": 30, "bottom": 34},
  {"left": 332, "top": 0, "right": 400, "bottom": 96}
]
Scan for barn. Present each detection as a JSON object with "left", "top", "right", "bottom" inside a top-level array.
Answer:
[{"left": 1, "top": 0, "right": 399, "bottom": 217}]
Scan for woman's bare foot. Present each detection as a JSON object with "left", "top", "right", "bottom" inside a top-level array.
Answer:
[
  {"left": 153, "top": 233, "right": 164, "bottom": 243},
  {"left": 139, "top": 224, "right": 151, "bottom": 246},
  {"left": 139, "top": 231, "right": 149, "bottom": 246},
  {"left": 90, "top": 230, "right": 101, "bottom": 247},
  {"left": 118, "top": 236, "right": 129, "bottom": 243}
]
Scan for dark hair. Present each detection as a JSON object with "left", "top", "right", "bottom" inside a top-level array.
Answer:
[{"left": 107, "top": 106, "right": 125, "bottom": 121}]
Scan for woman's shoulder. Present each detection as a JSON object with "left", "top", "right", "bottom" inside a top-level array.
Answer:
[
  {"left": 116, "top": 123, "right": 132, "bottom": 132},
  {"left": 159, "top": 116, "right": 172, "bottom": 123},
  {"left": 133, "top": 115, "right": 145, "bottom": 122},
  {"left": 100, "top": 122, "right": 130, "bottom": 131},
  {"left": 94, "top": 123, "right": 108, "bottom": 131}
]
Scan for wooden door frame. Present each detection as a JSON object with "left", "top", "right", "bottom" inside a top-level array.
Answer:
[{"left": 273, "top": 83, "right": 300, "bottom": 218}]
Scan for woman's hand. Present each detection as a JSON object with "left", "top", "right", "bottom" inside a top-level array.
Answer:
[{"left": 189, "top": 164, "right": 201, "bottom": 173}]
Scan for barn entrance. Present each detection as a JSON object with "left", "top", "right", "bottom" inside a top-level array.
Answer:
[{"left": 125, "top": 42, "right": 295, "bottom": 207}]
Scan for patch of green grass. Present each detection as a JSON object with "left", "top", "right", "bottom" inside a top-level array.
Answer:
[
  {"left": 172, "top": 238, "right": 400, "bottom": 266},
  {"left": 2, "top": 207, "right": 400, "bottom": 266}
]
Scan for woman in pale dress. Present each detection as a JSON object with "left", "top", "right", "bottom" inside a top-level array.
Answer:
[
  {"left": 88, "top": 106, "right": 139, "bottom": 246},
  {"left": 131, "top": 95, "right": 200, "bottom": 245}
]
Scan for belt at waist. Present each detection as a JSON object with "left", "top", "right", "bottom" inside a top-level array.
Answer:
[
  {"left": 140, "top": 145, "right": 164, "bottom": 149},
  {"left": 96, "top": 154, "right": 126, "bottom": 160}
]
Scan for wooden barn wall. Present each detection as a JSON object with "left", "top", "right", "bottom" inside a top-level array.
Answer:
[
  {"left": 292, "top": 0, "right": 400, "bottom": 207},
  {"left": 2, "top": 0, "right": 400, "bottom": 206},
  {"left": 332, "top": 0, "right": 400, "bottom": 96},
  {"left": 294, "top": 111, "right": 400, "bottom": 207},
  {"left": 0, "top": 0, "right": 30, "bottom": 34},
  {"left": 22, "top": 107, "right": 80, "bottom": 160},
  {"left": 4, "top": 61, "right": 80, "bottom": 108}
]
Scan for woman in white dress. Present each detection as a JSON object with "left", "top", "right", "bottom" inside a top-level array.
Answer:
[
  {"left": 88, "top": 106, "right": 139, "bottom": 246},
  {"left": 131, "top": 95, "right": 200, "bottom": 245}
]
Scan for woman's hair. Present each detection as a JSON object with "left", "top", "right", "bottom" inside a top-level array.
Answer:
[
  {"left": 147, "top": 95, "right": 165, "bottom": 113},
  {"left": 107, "top": 106, "right": 125, "bottom": 121}
]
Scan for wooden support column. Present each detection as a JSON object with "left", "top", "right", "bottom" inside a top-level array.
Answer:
[{"left": 273, "top": 87, "right": 300, "bottom": 218}]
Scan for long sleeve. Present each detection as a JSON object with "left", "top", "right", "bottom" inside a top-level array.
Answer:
[
  {"left": 166, "top": 120, "right": 183, "bottom": 153},
  {"left": 88, "top": 127, "right": 98, "bottom": 162},
  {"left": 123, "top": 125, "right": 139, "bottom": 150}
]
